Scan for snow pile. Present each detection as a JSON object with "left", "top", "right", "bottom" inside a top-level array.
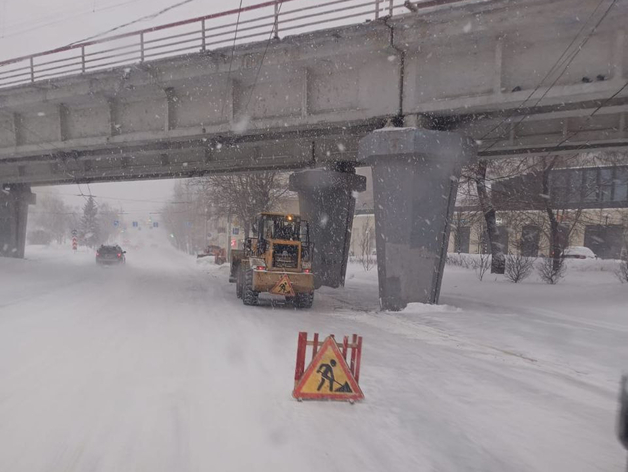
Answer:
[{"left": 401, "top": 302, "right": 462, "bottom": 314}]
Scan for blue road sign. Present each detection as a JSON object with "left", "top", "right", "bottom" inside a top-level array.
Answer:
[
  {"left": 153, "top": 222, "right": 159, "bottom": 228},
  {"left": 132, "top": 221, "right": 138, "bottom": 228},
  {"left": 114, "top": 220, "right": 119, "bottom": 227}
]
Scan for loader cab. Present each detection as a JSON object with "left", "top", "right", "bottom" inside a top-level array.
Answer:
[
  {"left": 257, "top": 213, "right": 304, "bottom": 243},
  {"left": 246, "top": 213, "right": 312, "bottom": 270}
]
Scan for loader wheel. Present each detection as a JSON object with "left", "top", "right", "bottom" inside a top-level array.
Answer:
[
  {"left": 236, "top": 267, "right": 243, "bottom": 299},
  {"left": 242, "top": 269, "right": 259, "bottom": 306},
  {"left": 293, "top": 292, "right": 314, "bottom": 309}
]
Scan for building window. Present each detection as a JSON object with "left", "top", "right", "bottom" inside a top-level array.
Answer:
[
  {"left": 567, "top": 169, "right": 583, "bottom": 203},
  {"left": 584, "top": 225, "right": 624, "bottom": 259},
  {"left": 480, "top": 226, "right": 509, "bottom": 254},
  {"left": 582, "top": 168, "right": 598, "bottom": 202},
  {"left": 550, "top": 166, "right": 628, "bottom": 206},
  {"left": 599, "top": 168, "right": 613, "bottom": 203},
  {"left": 613, "top": 167, "right": 628, "bottom": 202},
  {"left": 521, "top": 225, "right": 540, "bottom": 257},
  {"left": 550, "top": 171, "right": 569, "bottom": 204}
]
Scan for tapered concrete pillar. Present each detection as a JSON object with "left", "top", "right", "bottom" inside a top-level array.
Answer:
[
  {"left": 358, "top": 128, "right": 476, "bottom": 310},
  {"left": 0, "top": 184, "right": 35, "bottom": 258},
  {"left": 289, "top": 166, "right": 366, "bottom": 288}
]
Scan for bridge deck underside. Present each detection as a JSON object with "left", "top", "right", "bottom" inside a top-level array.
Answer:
[{"left": 1, "top": 0, "right": 628, "bottom": 186}]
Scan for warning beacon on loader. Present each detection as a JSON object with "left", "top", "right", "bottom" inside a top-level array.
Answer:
[{"left": 229, "top": 212, "right": 315, "bottom": 308}]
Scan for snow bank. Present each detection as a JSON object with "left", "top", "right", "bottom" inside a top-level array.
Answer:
[{"left": 401, "top": 302, "right": 462, "bottom": 314}]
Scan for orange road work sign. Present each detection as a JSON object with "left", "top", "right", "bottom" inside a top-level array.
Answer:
[
  {"left": 270, "top": 274, "right": 295, "bottom": 297},
  {"left": 293, "top": 336, "right": 364, "bottom": 402}
]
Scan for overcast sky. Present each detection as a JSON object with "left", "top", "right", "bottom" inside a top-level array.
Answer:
[{"left": 0, "top": 0, "right": 236, "bottom": 215}]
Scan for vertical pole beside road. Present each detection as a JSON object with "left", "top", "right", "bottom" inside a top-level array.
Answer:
[
  {"left": 140, "top": 33, "right": 145, "bottom": 62},
  {"left": 350, "top": 334, "right": 358, "bottom": 374},
  {"left": 312, "top": 332, "right": 319, "bottom": 360},
  {"left": 274, "top": 0, "right": 280, "bottom": 39},
  {"left": 226, "top": 208, "right": 232, "bottom": 261},
  {"left": 354, "top": 336, "right": 363, "bottom": 383},
  {"left": 294, "top": 332, "right": 307, "bottom": 384},
  {"left": 201, "top": 19, "right": 206, "bottom": 52}
]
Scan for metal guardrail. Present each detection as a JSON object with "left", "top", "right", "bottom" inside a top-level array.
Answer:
[{"left": 0, "top": 0, "right": 467, "bottom": 89}]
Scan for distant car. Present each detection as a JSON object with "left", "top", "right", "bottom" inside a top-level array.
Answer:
[
  {"left": 562, "top": 246, "right": 597, "bottom": 259},
  {"left": 96, "top": 245, "right": 126, "bottom": 265}
]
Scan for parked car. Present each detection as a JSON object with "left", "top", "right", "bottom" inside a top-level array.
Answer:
[
  {"left": 96, "top": 245, "right": 126, "bottom": 265},
  {"left": 562, "top": 246, "right": 597, "bottom": 259}
]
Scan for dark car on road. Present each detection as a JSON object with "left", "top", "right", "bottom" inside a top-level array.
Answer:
[{"left": 96, "top": 245, "right": 126, "bottom": 265}]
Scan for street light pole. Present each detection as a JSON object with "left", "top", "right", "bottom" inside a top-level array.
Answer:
[{"left": 227, "top": 208, "right": 232, "bottom": 262}]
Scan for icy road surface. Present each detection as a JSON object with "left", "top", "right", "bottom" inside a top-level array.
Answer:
[{"left": 0, "top": 239, "right": 626, "bottom": 471}]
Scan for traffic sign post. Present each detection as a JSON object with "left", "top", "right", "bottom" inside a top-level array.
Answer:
[{"left": 293, "top": 332, "right": 364, "bottom": 402}]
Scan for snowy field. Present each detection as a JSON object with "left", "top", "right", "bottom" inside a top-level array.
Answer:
[{"left": 0, "top": 230, "right": 626, "bottom": 471}]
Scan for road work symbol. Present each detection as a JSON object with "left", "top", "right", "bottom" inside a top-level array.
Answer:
[
  {"left": 270, "top": 274, "right": 295, "bottom": 297},
  {"left": 293, "top": 336, "right": 364, "bottom": 401}
]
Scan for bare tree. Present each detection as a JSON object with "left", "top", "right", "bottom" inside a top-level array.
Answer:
[
  {"left": 505, "top": 254, "right": 534, "bottom": 283},
  {"left": 29, "top": 190, "right": 71, "bottom": 244},
  {"left": 475, "top": 159, "right": 505, "bottom": 274},
  {"left": 537, "top": 254, "right": 566, "bottom": 284},
  {"left": 357, "top": 215, "right": 375, "bottom": 271},
  {"left": 475, "top": 252, "right": 491, "bottom": 281},
  {"left": 191, "top": 172, "right": 288, "bottom": 236},
  {"left": 161, "top": 181, "right": 201, "bottom": 254},
  {"left": 616, "top": 259, "right": 628, "bottom": 283},
  {"left": 97, "top": 202, "right": 124, "bottom": 244},
  {"left": 162, "top": 173, "right": 289, "bottom": 254}
]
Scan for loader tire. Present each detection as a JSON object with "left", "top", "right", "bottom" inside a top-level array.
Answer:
[
  {"left": 236, "top": 267, "right": 243, "bottom": 299},
  {"left": 242, "top": 269, "right": 259, "bottom": 306},
  {"left": 293, "top": 292, "right": 314, "bottom": 309}
]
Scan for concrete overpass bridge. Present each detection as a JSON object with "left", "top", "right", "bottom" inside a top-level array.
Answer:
[{"left": 1, "top": 0, "right": 627, "bottom": 310}]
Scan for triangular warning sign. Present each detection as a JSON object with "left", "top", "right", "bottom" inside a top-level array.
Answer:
[
  {"left": 270, "top": 274, "right": 295, "bottom": 296},
  {"left": 293, "top": 336, "right": 364, "bottom": 402}
]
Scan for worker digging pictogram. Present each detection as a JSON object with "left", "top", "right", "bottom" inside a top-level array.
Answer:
[
  {"left": 270, "top": 274, "right": 295, "bottom": 297},
  {"left": 293, "top": 332, "right": 364, "bottom": 402}
]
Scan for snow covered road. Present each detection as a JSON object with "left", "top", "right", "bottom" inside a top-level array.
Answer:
[{"left": 0, "top": 239, "right": 626, "bottom": 471}]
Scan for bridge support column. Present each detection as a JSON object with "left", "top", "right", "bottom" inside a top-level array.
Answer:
[
  {"left": 359, "top": 128, "right": 476, "bottom": 311},
  {"left": 0, "top": 184, "right": 35, "bottom": 258},
  {"left": 289, "top": 165, "right": 366, "bottom": 289}
]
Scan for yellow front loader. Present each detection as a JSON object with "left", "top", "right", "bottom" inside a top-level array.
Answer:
[{"left": 229, "top": 213, "right": 315, "bottom": 308}]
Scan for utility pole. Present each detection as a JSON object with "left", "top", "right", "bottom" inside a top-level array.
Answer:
[
  {"left": 205, "top": 207, "right": 209, "bottom": 249},
  {"left": 226, "top": 207, "right": 232, "bottom": 262}
]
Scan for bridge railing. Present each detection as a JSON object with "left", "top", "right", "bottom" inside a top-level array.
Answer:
[{"left": 0, "top": 0, "right": 463, "bottom": 89}]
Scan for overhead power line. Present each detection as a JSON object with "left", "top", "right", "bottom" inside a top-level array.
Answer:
[
  {"left": 242, "top": 0, "right": 284, "bottom": 115},
  {"left": 67, "top": 0, "right": 198, "bottom": 46},
  {"left": 0, "top": 0, "right": 150, "bottom": 40},
  {"left": 220, "top": 0, "right": 245, "bottom": 121},
  {"left": 34, "top": 190, "right": 189, "bottom": 204},
  {"left": 478, "top": 0, "right": 617, "bottom": 153}
]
